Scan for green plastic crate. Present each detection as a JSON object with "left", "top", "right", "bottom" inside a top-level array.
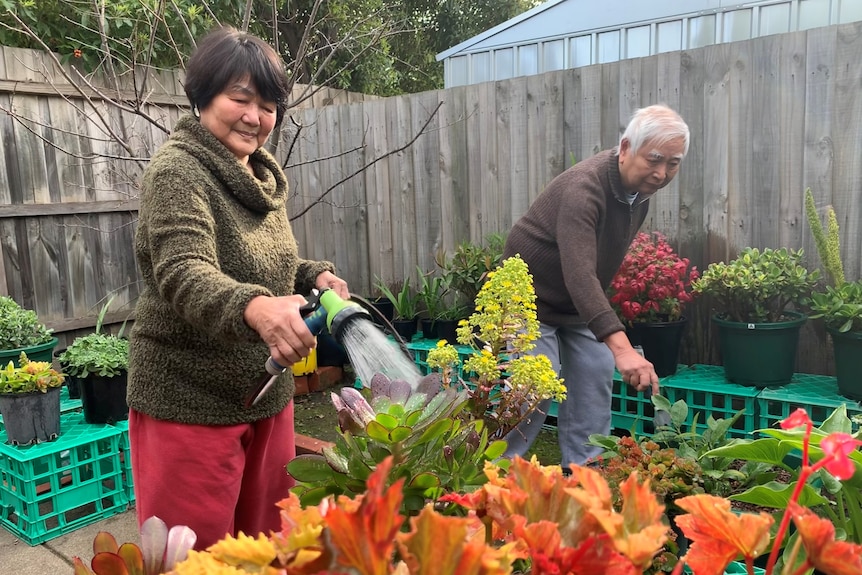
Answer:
[
  {"left": 0, "top": 412, "right": 128, "bottom": 545},
  {"left": 59, "top": 386, "right": 82, "bottom": 414},
  {"left": 612, "top": 365, "right": 760, "bottom": 439},
  {"left": 406, "top": 338, "right": 478, "bottom": 380},
  {"left": 756, "top": 373, "right": 862, "bottom": 431},
  {"left": 111, "top": 420, "right": 134, "bottom": 506}
]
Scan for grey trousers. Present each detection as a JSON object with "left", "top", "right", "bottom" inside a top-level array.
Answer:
[{"left": 503, "top": 322, "right": 615, "bottom": 466}]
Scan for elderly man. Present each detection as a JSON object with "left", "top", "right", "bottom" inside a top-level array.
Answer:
[{"left": 503, "top": 104, "right": 690, "bottom": 467}]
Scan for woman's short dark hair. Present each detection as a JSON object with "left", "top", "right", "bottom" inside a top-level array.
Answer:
[{"left": 184, "top": 27, "right": 289, "bottom": 122}]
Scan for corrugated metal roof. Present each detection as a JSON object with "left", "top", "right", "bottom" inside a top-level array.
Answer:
[{"left": 437, "top": 0, "right": 726, "bottom": 60}]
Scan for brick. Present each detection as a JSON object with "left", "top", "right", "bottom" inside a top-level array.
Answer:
[
  {"left": 295, "top": 433, "right": 333, "bottom": 455},
  {"left": 310, "top": 366, "right": 343, "bottom": 392}
]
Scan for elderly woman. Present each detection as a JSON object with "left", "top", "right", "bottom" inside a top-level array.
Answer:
[{"left": 127, "top": 26, "right": 349, "bottom": 549}]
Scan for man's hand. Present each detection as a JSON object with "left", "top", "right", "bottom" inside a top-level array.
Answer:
[{"left": 604, "top": 331, "right": 660, "bottom": 395}]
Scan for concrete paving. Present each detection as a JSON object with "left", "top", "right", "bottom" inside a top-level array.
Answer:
[{"left": 0, "top": 508, "right": 139, "bottom": 575}]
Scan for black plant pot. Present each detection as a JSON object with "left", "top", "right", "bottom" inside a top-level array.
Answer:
[
  {"left": 369, "top": 298, "right": 395, "bottom": 326},
  {"left": 629, "top": 318, "right": 688, "bottom": 377},
  {"left": 0, "top": 387, "right": 61, "bottom": 445},
  {"left": 80, "top": 371, "right": 129, "bottom": 424},
  {"left": 392, "top": 319, "right": 417, "bottom": 342},
  {"left": 420, "top": 318, "right": 438, "bottom": 340},
  {"left": 436, "top": 319, "right": 460, "bottom": 345}
]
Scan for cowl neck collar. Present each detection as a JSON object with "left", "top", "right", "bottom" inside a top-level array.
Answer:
[{"left": 169, "top": 115, "right": 287, "bottom": 213}]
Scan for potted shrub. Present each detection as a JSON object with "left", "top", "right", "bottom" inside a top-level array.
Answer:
[
  {"left": 608, "top": 232, "right": 699, "bottom": 376},
  {"left": 692, "top": 247, "right": 819, "bottom": 387},
  {"left": 374, "top": 276, "right": 421, "bottom": 341},
  {"left": 0, "top": 352, "right": 64, "bottom": 444},
  {"left": 415, "top": 267, "right": 447, "bottom": 340},
  {"left": 435, "top": 232, "right": 506, "bottom": 314},
  {"left": 0, "top": 296, "right": 58, "bottom": 366},
  {"left": 59, "top": 304, "right": 130, "bottom": 424},
  {"left": 805, "top": 188, "right": 862, "bottom": 400}
]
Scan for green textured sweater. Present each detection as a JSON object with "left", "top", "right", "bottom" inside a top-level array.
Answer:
[
  {"left": 128, "top": 115, "right": 334, "bottom": 425},
  {"left": 503, "top": 149, "right": 649, "bottom": 341}
]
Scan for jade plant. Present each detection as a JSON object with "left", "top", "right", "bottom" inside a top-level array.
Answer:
[
  {"left": 0, "top": 352, "right": 64, "bottom": 394},
  {"left": 692, "top": 247, "right": 819, "bottom": 323},
  {"left": 426, "top": 254, "right": 566, "bottom": 440},
  {"left": 0, "top": 295, "right": 54, "bottom": 351}
]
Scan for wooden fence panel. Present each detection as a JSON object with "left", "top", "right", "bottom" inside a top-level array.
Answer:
[{"left": 4, "top": 25, "right": 862, "bottom": 373}]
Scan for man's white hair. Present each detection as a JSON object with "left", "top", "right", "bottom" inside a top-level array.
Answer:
[{"left": 620, "top": 104, "right": 690, "bottom": 157}]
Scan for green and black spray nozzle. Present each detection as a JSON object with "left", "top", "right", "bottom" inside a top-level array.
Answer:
[
  {"left": 244, "top": 289, "right": 370, "bottom": 408},
  {"left": 298, "top": 288, "right": 370, "bottom": 342}
]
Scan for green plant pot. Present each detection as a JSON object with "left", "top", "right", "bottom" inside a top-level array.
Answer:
[
  {"left": 0, "top": 337, "right": 59, "bottom": 367},
  {"left": 713, "top": 312, "right": 807, "bottom": 387},
  {"left": 827, "top": 326, "right": 862, "bottom": 401},
  {"left": 0, "top": 387, "right": 61, "bottom": 445}
]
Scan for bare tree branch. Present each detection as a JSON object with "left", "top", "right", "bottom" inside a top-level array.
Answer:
[{"left": 289, "top": 100, "right": 442, "bottom": 221}]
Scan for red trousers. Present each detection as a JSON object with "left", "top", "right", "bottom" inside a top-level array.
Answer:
[{"left": 128, "top": 404, "right": 296, "bottom": 550}]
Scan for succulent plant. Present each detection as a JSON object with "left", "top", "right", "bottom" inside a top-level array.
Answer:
[{"left": 287, "top": 372, "right": 508, "bottom": 514}]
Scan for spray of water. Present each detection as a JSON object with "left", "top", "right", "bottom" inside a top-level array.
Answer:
[{"left": 339, "top": 318, "right": 422, "bottom": 389}]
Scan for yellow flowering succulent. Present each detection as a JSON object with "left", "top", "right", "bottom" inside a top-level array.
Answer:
[{"left": 427, "top": 255, "right": 565, "bottom": 440}]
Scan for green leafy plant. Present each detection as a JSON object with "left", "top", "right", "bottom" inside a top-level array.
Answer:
[
  {"left": 0, "top": 296, "right": 54, "bottom": 350},
  {"left": 435, "top": 232, "right": 507, "bottom": 309},
  {"left": 59, "top": 300, "right": 129, "bottom": 379},
  {"left": 646, "top": 395, "right": 771, "bottom": 498},
  {"left": 803, "top": 188, "right": 862, "bottom": 334},
  {"left": 374, "top": 276, "right": 421, "bottom": 320},
  {"left": 0, "top": 352, "right": 64, "bottom": 394},
  {"left": 810, "top": 279, "right": 862, "bottom": 333},
  {"left": 415, "top": 266, "right": 448, "bottom": 320},
  {"left": 287, "top": 373, "right": 508, "bottom": 514},
  {"left": 427, "top": 255, "right": 566, "bottom": 440},
  {"left": 704, "top": 406, "right": 862, "bottom": 546},
  {"left": 691, "top": 247, "right": 819, "bottom": 323}
]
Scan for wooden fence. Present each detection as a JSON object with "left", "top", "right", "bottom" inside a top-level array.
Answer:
[{"left": 2, "top": 22, "right": 862, "bottom": 374}]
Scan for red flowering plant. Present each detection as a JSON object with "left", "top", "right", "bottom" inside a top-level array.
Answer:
[{"left": 609, "top": 232, "right": 699, "bottom": 325}]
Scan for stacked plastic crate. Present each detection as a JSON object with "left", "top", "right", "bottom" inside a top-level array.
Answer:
[{"left": 0, "top": 412, "right": 128, "bottom": 545}]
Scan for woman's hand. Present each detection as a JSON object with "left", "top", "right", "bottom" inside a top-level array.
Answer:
[
  {"left": 244, "top": 294, "right": 317, "bottom": 366},
  {"left": 315, "top": 271, "right": 350, "bottom": 300}
]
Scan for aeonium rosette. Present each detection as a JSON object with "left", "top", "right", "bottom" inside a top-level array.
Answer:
[{"left": 609, "top": 232, "right": 699, "bottom": 325}]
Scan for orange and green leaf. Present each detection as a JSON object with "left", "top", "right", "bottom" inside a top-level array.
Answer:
[
  {"left": 789, "top": 501, "right": 862, "bottom": 575},
  {"left": 674, "top": 494, "right": 773, "bottom": 575},
  {"left": 324, "top": 457, "right": 404, "bottom": 575}
]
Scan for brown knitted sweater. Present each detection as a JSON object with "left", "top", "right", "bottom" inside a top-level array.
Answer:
[
  {"left": 128, "top": 115, "right": 334, "bottom": 425},
  {"left": 503, "top": 149, "right": 649, "bottom": 341}
]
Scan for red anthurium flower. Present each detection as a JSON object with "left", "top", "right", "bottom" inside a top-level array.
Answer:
[
  {"left": 780, "top": 408, "right": 813, "bottom": 430},
  {"left": 673, "top": 494, "right": 773, "bottom": 575},
  {"left": 788, "top": 501, "right": 862, "bottom": 575},
  {"left": 819, "top": 433, "right": 862, "bottom": 480}
]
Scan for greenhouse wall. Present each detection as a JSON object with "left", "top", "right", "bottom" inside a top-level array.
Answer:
[{"left": 438, "top": 0, "right": 862, "bottom": 87}]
